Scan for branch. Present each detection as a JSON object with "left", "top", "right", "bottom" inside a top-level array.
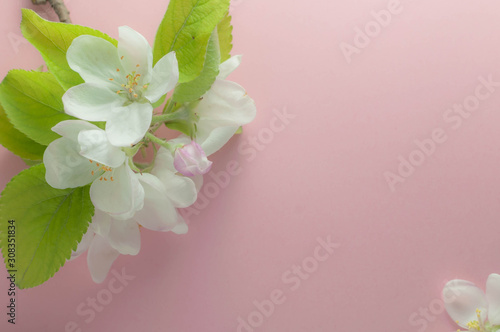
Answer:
[{"left": 31, "top": 0, "right": 72, "bottom": 23}]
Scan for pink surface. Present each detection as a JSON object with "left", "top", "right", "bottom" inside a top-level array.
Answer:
[{"left": 2, "top": 0, "right": 500, "bottom": 331}]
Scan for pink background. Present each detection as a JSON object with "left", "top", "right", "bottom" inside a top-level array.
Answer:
[{"left": 2, "top": 0, "right": 500, "bottom": 331}]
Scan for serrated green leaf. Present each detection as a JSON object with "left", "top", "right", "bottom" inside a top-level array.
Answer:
[
  {"left": 0, "top": 103, "right": 45, "bottom": 160},
  {"left": 0, "top": 70, "right": 74, "bottom": 146},
  {"left": 172, "top": 28, "right": 221, "bottom": 103},
  {"left": 217, "top": 13, "right": 233, "bottom": 63},
  {"left": 21, "top": 9, "right": 117, "bottom": 90},
  {"left": 0, "top": 164, "right": 94, "bottom": 289},
  {"left": 153, "top": 0, "right": 230, "bottom": 83},
  {"left": 22, "top": 159, "right": 42, "bottom": 166}
]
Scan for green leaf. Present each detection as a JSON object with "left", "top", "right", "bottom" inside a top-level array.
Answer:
[
  {"left": 0, "top": 103, "right": 45, "bottom": 160},
  {"left": 0, "top": 164, "right": 94, "bottom": 289},
  {"left": 217, "top": 12, "right": 233, "bottom": 63},
  {"left": 153, "top": 0, "right": 230, "bottom": 83},
  {"left": 172, "top": 28, "right": 221, "bottom": 104},
  {"left": 0, "top": 70, "right": 74, "bottom": 146},
  {"left": 21, "top": 9, "right": 117, "bottom": 90}
]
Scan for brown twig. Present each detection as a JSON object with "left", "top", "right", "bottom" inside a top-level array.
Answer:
[{"left": 31, "top": 0, "right": 72, "bottom": 23}]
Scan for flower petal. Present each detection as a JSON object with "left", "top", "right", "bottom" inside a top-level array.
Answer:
[
  {"left": 144, "top": 52, "right": 179, "bottom": 103},
  {"left": 106, "top": 103, "right": 153, "bottom": 147},
  {"left": 92, "top": 209, "right": 112, "bottom": 237},
  {"left": 52, "top": 120, "right": 100, "bottom": 142},
  {"left": 67, "top": 35, "right": 124, "bottom": 87},
  {"left": 152, "top": 148, "right": 197, "bottom": 207},
  {"left": 153, "top": 147, "right": 177, "bottom": 172},
  {"left": 442, "top": 279, "right": 487, "bottom": 328},
  {"left": 198, "top": 80, "right": 256, "bottom": 126},
  {"left": 171, "top": 213, "right": 189, "bottom": 234},
  {"left": 44, "top": 137, "right": 99, "bottom": 189},
  {"left": 195, "top": 80, "right": 256, "bottom": 155},
  {"left": 78, "top": 129, "right": 126, "bottom": 168},
  {"left": 107, "top": 219, "right": 141, "bottom": 255},
  {"left": 486, "top": 274, "right": 500, "bottom": 325},
  {"left": 118, "top": 26, "right": 153, "bottom": 83},
  {"left": 199, "top": 126, "right": 239, "bottom": 156},
  {"left": 63, "top": 83, "right": 123, "bottom": 122},
  {"left": 174, "top": 141, "right": 212, "bottom": 176},
  {"left": 134, "top": 173, "right": 179, "bottom": 231},
  {"left": 90, "top": 164, "right": 144, "bottom": 219},
  {"left": 87, "top": 234, "right": 120, "bottom": 283},
  {"left": 156, "top": 169, "right": 197, "bottom": 208},
  {"left": 218, "top": 55, "right": 242, "bottom": 80},
  {"left": 192, "top": 174, "right": 204, "bottom": 193}
]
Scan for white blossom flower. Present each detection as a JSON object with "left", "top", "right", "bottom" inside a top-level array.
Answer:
[
  {"left": 171, "top": 55, "right": 256, "bottom": 156},
  {"left": 443, "top": 274, "right": 500, "bottom": 331},
  {"left": 63, "top": 26, "right": 179, "bottom": 147},
  {"left": 43, "top": 120, "right": 144, "bottom": 220},
  {"left": 70, "top": 147, "right": 197, "bottom": 282}
]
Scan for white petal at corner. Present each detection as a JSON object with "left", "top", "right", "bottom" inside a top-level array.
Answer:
[
  {"left": 144, "top": 52, "right": 179, "bottom": 103},
  {"left": 63, "top": 83, "right": 123, "bottom": 122},
  {"left": 157, "top": 169, "right": 197, "bottom": 208},
  {"left": 197, "top": 80, "right": 256, "bottom": 127},
  {"left": 52, "top": 120, "right": 100, "bottom": 142},
  {"left": 106, "top": 103, "right": 153, "bottom": 147},
  {"left": 87, "top": 234, "right": 120, "bottom": 283},
  {"left": 191, "top": 174, "right": 204, "bottom": 193},
  {"left": 486, "top": 274, "right": 500, "bottom": 325},
  {"left": 107, "top": 219, "right": 141, "bottom": 255},
  {"left": 90, "top": 164, "right": 145, "bottom": 218},
  {"left": 67, "top": 35, "right": 124, "bottom": 87},
  {"left": 171, "top": 213, "right": 189, "bottom": 234},
  {"left": 218, "top": 55, "right": 242, "bottom": 80},
  {"left": 134, "top": 173, "right": 178, "bottom": 231},
  {"left": 443, "top": 279, "right": 488, "bottom": 328},
  {"left": 43, "top": 138, "right": 98, "bottom": 189},
  {"left": 118, "top": 26, "right": 153, "bottom": 82},
  {"left": 200, "top": 126, "right": 239, "bottom": 156},
  {"left": 92, "top": 209, "right": 112, "bottom": 237},
  {"left": 78, "top": 129, "right": 126, "bottom": 168}
]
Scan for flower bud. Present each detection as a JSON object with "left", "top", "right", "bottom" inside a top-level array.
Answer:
[{"left": 173, "top": 141, "right": 212, "bottom": 176}]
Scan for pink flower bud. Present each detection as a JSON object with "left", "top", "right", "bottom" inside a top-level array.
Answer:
[{"left": 173, "top": 141, "right": 213, "bottom": 176}]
